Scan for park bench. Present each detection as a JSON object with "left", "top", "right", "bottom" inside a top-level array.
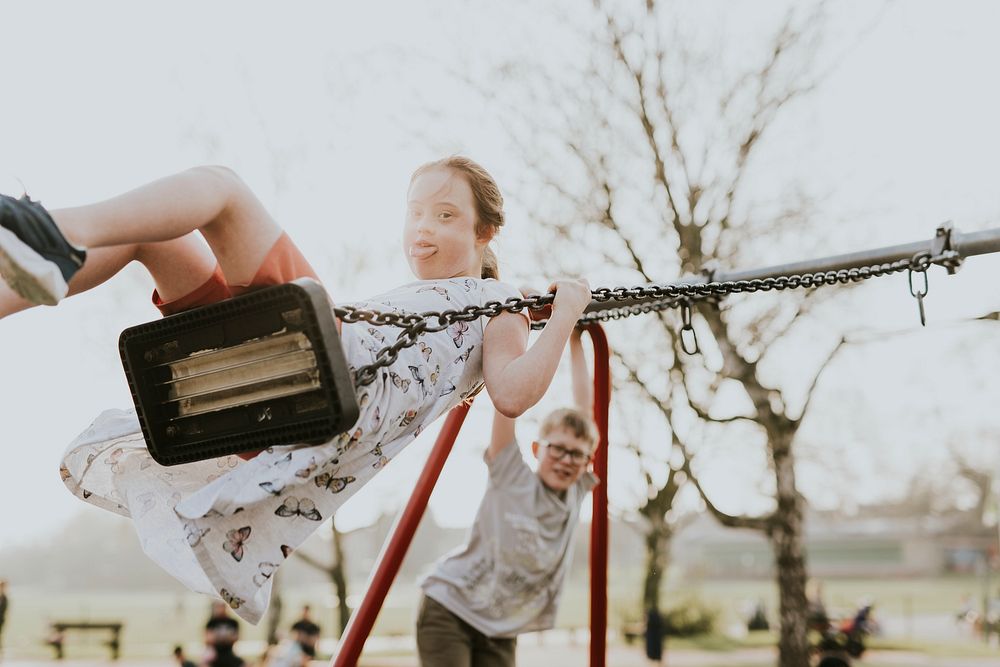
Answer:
[
  {"left": 46, "top": 621, "right": 123, "bottom": 660},
  {"left": 621, "top": 621, "right": 644, "bottom": 644}
]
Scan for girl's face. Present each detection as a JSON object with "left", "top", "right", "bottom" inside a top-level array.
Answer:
[{"left": 404, "top": 167, "right": 489, "bottom": 280}]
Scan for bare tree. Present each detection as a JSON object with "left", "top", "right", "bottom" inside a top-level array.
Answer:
[
  {"left": 265, "top": 571, "right": 284, "bottom": 646},
  {"left": 487, "top": 2, "right": 851, "bottom": 665},
  {"left": 635, "top": 450, "right": 687, "bottom": 614},
  {"left": 294, "top": 522, "right": 352, "bottom": 638},
  {"left": 609, "top": 380, "right": 695, "bottom": 618}
]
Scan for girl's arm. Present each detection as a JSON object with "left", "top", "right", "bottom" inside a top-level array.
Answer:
[
  {"left": 486, "top": 285, "right": 578, "bottom": 463},
  {"left": 487, "top": 318, "right": 589, "bottom": 462},
  {"left": 483, "top": 279, "right": 591, "bottom": 418}
]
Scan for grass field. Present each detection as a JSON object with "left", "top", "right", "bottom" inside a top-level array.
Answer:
[{"left": 0, "top": 575, "right": 996, "bottom": 662}]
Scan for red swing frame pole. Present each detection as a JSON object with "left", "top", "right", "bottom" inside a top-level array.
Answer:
[
  {"left": 585, "top": 323, "right": 611, "bottom": 667},
  {"left": 332, "top": 401, "right": 473, "bottom": 667}
]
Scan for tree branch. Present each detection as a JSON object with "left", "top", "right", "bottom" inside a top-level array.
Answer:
[
  {"left": 614, "top": 346, "right": 773, "bottom": 531},
  {"left": 792, "top": 336, "right": 845, "bottom": 424},
  {"left": 680, "top": 455, "right": 770, "bottom": 531},
  {"left": 750, "top": 291, "right": 818, "bottom": 355},
  {"left": 683, "top": 389, "right": 758, "bottom": 425},
  {"left": 654, "top": 46, "right": 695, "bottom": 209},
  {"left": 294, "top": 549, "right": 332, "bottom": 574},
  {"left": 713, "top": 8, "right": 822, "bottom": 242},
  {"left": 565, "top": 143, "right": 660, "bottom": 282},
  {"left": 602, "top": 8, "right": 689, "bottom": 237}
]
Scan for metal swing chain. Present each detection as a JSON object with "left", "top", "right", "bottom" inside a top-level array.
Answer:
[{"left": 338, "top": 249, "right": 960, "bottom": 386}]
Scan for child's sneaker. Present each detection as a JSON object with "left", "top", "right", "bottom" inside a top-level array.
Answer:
[{"left": 0, "top": 194, "right": 86, "bottom": 305}]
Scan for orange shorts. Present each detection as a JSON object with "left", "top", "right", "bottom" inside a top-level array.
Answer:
[{"left": 153, "top": 233, "right": 320, "bottom": 316}]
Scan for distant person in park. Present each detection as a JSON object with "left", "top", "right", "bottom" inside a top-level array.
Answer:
[
  {"left": 838, "top": 600, "right": 875, "bottom": 659},
  {"left": 416, "top": 326, "right": 598, "bottom": 666},
  {"left": 807, "top": 580, "right": 830, "bottom": 633},
  {"left": 0, "top": 579, "right": 8, "bottom": 652},
  {"left": 815, "top": 630, "right": 852, "bottom": 667},
  {"left": 956, "top": 592, "right": 974, "bottom": 622},
  {"left": 815, "top": 639, "right": 851, "bottom": 667},
  {"left": 173, "top": 644, "right": 197, "bottom": 667},
  {"left": 289, "top": 605, "right": 321, "bottom": 657},
  {"left": 204, "top": 600, "right": 245, "bottom": 667},
  {"left": 266, "top": 605, "right": 321, "bottom": 667}
]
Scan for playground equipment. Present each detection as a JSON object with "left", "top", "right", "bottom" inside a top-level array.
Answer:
[{"left": 116, "top": 222, "right": 1000, "bottom": 666}]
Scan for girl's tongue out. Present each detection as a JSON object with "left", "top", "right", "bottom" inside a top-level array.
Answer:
[{"left": 409, "top": 243, "right": 437, "bottom": 259}]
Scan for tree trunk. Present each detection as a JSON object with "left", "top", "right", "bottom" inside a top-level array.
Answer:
[
  {"left": 770, "top": 431, "right": 810, "bottom": 667},
  {"left": 331, "top": 523, "right": 351, "bottom": 638},
  {"left": 642, "top": 521, "right": 671, "bottom": 612},
  {"left": 265, "top": 570, "right": 283, "bottom": 646}
]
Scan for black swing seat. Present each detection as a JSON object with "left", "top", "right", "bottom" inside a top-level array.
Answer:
[{"left": 119, "top": 278, "right": 359, "bottom": 466}]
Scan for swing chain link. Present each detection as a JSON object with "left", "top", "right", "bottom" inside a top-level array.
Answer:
[
  {"left": 340, "top": 249, "right": 961, "bottom": 386},
  {"left": 908, "top": 251, "right": 933, "bottom": 326},
  {"left": 678, "top": 300, "right": 700, "bottom": 355}
]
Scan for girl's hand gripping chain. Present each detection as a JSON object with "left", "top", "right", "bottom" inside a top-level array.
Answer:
[
  {"left": 519, "top": 279, "right": 591, "bottom": 324},
  {"left": 547, "top": 278, "right": 591, "bottom": 323}
]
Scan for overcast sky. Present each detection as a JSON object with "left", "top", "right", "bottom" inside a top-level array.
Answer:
[{"left": 2, "top": 0, "right": 999, "bottom": 550}]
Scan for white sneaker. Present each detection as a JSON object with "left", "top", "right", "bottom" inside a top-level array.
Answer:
[{"left": 0, "top": 194, "right": 86, "bottom": 305}]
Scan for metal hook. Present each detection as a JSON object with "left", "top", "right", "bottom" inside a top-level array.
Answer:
[
  {"left": 679, "top": 301, "right": 700, "bottom": 355},
  {"left": 908, "top": 254, "right": 930, "bottom": 327},
  {"left": 914, "top": 291, "right": 927, "bottom": 326},
  {"left": 908, "top": 267, "right": 928, "bottom": 299}
]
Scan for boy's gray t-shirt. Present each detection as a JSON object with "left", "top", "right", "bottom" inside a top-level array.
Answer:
[{"left": 420, "top": 439, "right": 598, "bottom": 638}]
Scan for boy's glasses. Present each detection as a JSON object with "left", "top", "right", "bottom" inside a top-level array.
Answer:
[{"left": 541, "top": 441, "right": 591, "bottom": 465}]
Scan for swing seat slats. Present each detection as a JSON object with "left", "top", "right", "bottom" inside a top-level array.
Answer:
[{"left": 119, "top": 279, "right": 359, "bottom": 466}]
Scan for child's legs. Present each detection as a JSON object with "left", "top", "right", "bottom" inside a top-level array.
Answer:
[
  {"left": 471, "top": 634, "right": 516, "bottom": 667},
  {"left": 52, "top": 166, "right": 282, "bottom": 287},
  {"left": 1, "top": 234, "right": 218, "bottom": 319},
  {"left": 135, "top": 235, "right": 220, "bottom": 304},
  {"left": 415, "top": 597, "right": 473, "bottom": 667},
  {"left": 229, "top": 232, "right": 319, "bottom": 294}
]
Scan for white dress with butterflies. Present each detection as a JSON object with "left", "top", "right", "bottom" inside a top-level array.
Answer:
[{"left": 59, "top": 277, "right": 525, "bottom": 623}]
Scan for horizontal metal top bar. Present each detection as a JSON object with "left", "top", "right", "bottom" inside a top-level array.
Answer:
[
  {"left": 716, "top": 226, "right": 1000, "bottom": 283},
  {"left": 584, "top": 225, "right": 1000, "bottom": 315}
]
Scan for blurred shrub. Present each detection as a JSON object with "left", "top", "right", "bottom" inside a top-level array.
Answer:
[{"left": 662, "top": 598, "right": 717, "bottom": 637}]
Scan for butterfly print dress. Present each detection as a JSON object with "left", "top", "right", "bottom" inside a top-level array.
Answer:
[{"left": 58, "top": 277, "right": 525, "bottom": 623}]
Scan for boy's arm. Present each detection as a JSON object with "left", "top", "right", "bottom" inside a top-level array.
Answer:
[
  {"left": 485, "top": 410, "right": 516, "bottom": 464},
  {"left": 569, "top": 328, "right": 591, "bottom": 414}
]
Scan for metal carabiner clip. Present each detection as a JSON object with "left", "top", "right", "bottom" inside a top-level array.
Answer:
[
  {"left": 679, "top": 301, "right": 700, "bottom": 355},
  {"left": 908, "top": 254, "right": 930, "bottom": 327}
]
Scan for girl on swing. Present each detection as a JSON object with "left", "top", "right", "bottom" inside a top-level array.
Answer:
[{"left": 0, "top": 158, "right": 591, "bottom": 623}]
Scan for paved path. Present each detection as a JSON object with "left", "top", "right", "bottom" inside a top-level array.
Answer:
[
  {"left": 2, "top": 647, "right": 998, "bottom": 666},
  {"left": 356, "top": 646, "right": 1000, "bottom": 667}
]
